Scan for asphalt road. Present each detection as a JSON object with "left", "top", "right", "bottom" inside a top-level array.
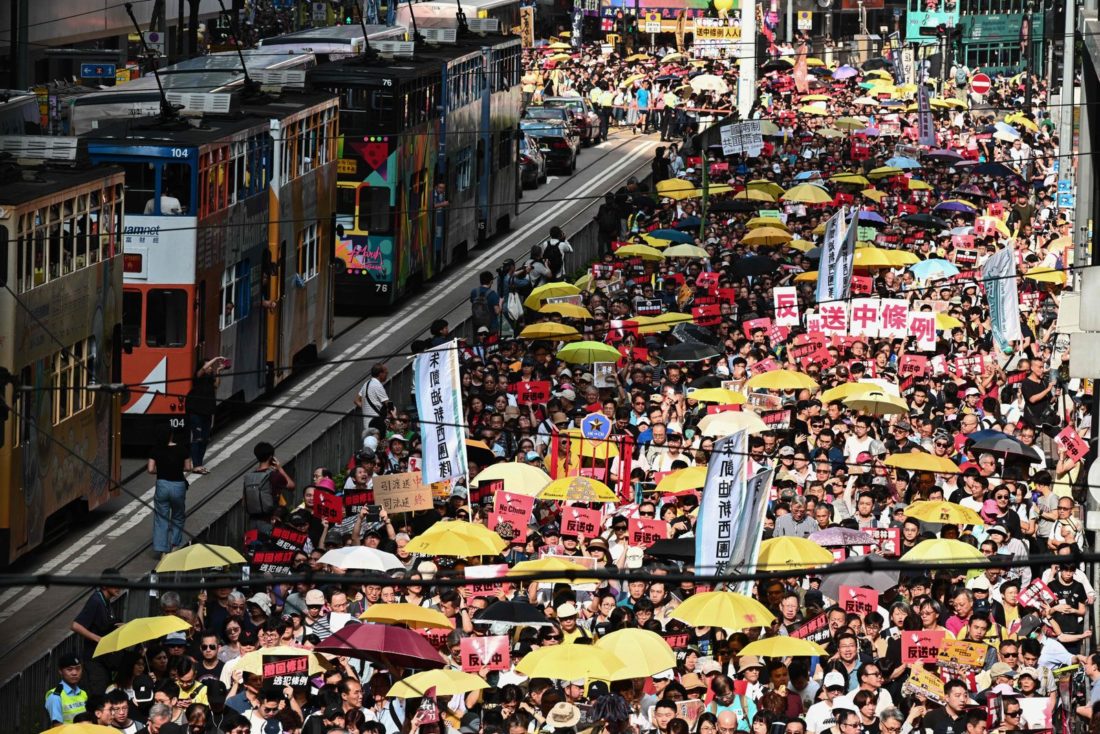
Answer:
[{"left": 0, "top": 130, "right": 659, "bottom": 678}]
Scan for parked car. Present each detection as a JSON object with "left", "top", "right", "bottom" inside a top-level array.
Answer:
[
  {"left": 520, "top": 119, "right": 579, "bottom": 174},
  {"left": 522, "top": 106, "right": 571, "bottom": 128},
  {"left": 519, "top": 133, "right": 547, "bottom": 188},
  {"left": 542, "top": 96, "right": 602, "bottom": 145}
]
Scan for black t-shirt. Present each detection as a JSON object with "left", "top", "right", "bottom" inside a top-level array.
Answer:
[
  {"left": 1020, "top": 376, "right": 1051, "bottom": 424},
  {"left": 150, "top": 442, "right": 190, "bottom": 481},
  {"left": 1047, "top": 577, "right": 1087, "bottom": 634},
  {"left": 74, "top": 590, "right": 116, "bottom": 655},
  {"left": 922, "top": 707, "right": 961, "bottom": 734},
  {"left": 186, "top": 372, "right": 218, "bottom": 416}
]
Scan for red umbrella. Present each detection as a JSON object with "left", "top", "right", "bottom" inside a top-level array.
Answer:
[{"left": 314, "top": 624, "right": 447, "bottom": 671}]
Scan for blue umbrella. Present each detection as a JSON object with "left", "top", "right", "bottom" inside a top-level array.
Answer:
[
  {"left": 933, "top": 201, "right": 977, "bottom": 215},
  {"left": 972, "top": 161, "right": 1022, "bottom": 179},
  {"left": 858, "top": 211, "right": 887, "bottom": 225},
  {"left": 832, "top": 65, "right": 858, "bottom": 80},
  {"left": 674, "top": 216, "right": 701, "bottom": 231},
  {"left": 993, "top": 121, "right": 1021, "bottom": 140},
  {"left": 886, "top": 156, "right": 922, "bottom": 170},
  {"left": 649, "top": 229, "right": 695, "bottom": 243},
  {"left": 924, "top": 148, "right": 964, "bottom": 164},
  {"left": 909, "top": 258, "right": 960, "bottom": 280},
  {"left": 794, "top": 170, "right": 822, "bottom": 181}
]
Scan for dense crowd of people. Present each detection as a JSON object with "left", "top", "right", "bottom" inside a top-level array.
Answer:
[{"left": 52, "top": 32, "right": 1095, "bottom": 734}]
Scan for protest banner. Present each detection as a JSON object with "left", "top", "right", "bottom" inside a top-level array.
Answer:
[
  {"left": 252, "top": 550, "right": 295, "bottom": 576},
  {"left": 561, "top": 506, "right": 602, "bottom": 537},
  {"left": 373, "top": 471, "right": 433, "bottom": 514},
  {"left": 790, "top": 613, "right": 831, "bottom": 644},
  {"left": 460, "top": 636, "right": 510, "bottom": 672},
  {"left": 342, "top": 491, "right": 374, "bottom": 516},
  {"left": 413, "top": 342, "right": 468, "bottom": 483},
  {"left": 630, "top": 517, "right": 669, "bottom": 546},
  {"left": 902, "top": 630, "right": 946, "bottom": 664},
  {"left": 464, "top": 564, "right": 509, "bottom": 598},
  {"left": 774, "top": 287, "right": 799, "bottom": 326},
  {"left": 270, "top": 524, "right": 308, "bottom": 551},
  {"left": 903, "top": 666, "right": 946, "bottom": 705},
  {"left": 263, "top": 655, "right": 310, "bottom": 688},
  {"left": 938, "top": 639, "right": 989, "bottom": 668},
  {"left": 516, "top": 381, "right": 552, "bottom": 405},
  {"left": 312, "top": 490, "right": 344, "bottom": 523},
  {"left": 839, "top": 586, "right": 880, "bottom": 616}
]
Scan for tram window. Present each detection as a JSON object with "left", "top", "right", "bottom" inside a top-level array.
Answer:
[
  {"left": 498, "top": 131, "right": 513, "bottom": 170},
  {"left": 358, "top": 187, "right": 392, "bottom": 233},
  {"left": 0, "top": 224, "right": 7, "bottom": 289},
  {"left": 162, "top": 163, "right": 193, "bottom": 215},
  {"left": 297, "top": 223, "right": 319, "bottom": 280},
  {"left": 121, "top": 162, "right": 157, "bottom": 215},
  {"left": 123, "top": 290, "right": 143, "bottom": 347},
  {"left": 146, "top": 289, "right": 188, "bottom": 348}
]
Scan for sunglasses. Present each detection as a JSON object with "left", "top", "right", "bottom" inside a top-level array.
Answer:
[
  {"left": 201, "top": 644, "right": 218, "bottom": 650},
  {"left": 639, "top": 512, "right": 655, "bottom": 517}
]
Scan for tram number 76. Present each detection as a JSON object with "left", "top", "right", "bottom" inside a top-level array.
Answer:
[{"left": 375, "top": 284, "right": 389, "bottom": 292}]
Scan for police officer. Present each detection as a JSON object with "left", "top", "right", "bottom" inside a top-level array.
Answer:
[{"left": 45, "top": 653, "right": 88, "bottom": 725}]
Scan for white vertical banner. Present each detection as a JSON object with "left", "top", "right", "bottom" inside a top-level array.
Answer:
[
  {"left": 917, "top": 81, "right": 936, "bottom": 147},
  {"left": 815, "top": 208, "right": 856, "bottom": 305},
  {"left": 695, "top": 431, "right": 747, "bottom": 575},
  {"left": 736, "top": 467, "right": 775, "bottom": 596},
  {"left": 773, "top": 286, "right": 800, "bottom": 326},
  {"left": 908, "top": 311, "right": 937, "bottom": 352},
  {"left": 982, "top": 245, "right": 1024, "bottom": 351},
  {"left": 413, "top": 341, "right": 469, "bottom": 483}
]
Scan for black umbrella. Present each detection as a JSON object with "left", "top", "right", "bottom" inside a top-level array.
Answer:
[
  {"left": 970, "top": 435, "right": 1043, "bottom": 463},
  {"left": 820, "top": 554, "right": 900, "bottom": 599},
  {"left": 902, "top": 213, "right": 950, "bottom": 231},
  {"left": 761, "top": 58, "right": 793, "bottom": 72},
  {"left": 474, "top": 600, "right": 553, "bottom": 627},
  {"left": 675, "top": 216, "right": 701, "bottom": 231},
  {"left": 711, "top": 199, "right": 760, "bottom": 213},
  {"left": 972, "top": 161, "right": 1023, "bottom": 179},
  {"left": 732, "top": 255, "right": 778, "bottom": 277},
  {"left": 660, "top": 342, "right": 721, "bottom": 362},
  {"left": 673, "top": 322, "right": 719, "bottom": 345},
  {"left": 861, "top": 57, "right": 892, "bottom": 71},
  {"left": 647, "top": 538, "right": 695, "bottom": 559},
  {"left": 923, "top": 148, "right": 964, "bottom": 164}
]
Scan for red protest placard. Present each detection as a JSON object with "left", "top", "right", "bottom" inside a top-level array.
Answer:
[
  {"left": 561, "top": 506, "right": 602, "bottom": 537},
  {"left": 494, "top": 490, "right": 535, "bottom": 520},
  {"left": 313, "top": 490, "right": 345, "bottom": 523},
  {"left": 851, "top": 275, "right": 874, "bottom": 295},
  {"left": 902, "top": 630, "right": 946, "bottom": 664},
  {"left": 742, "top": 317, "right": 773, "bottom": 339},
  {"left": 697, "top": 272, "right": 720, "bottom": 289},
  {"left": 488, "top": 511, "right": 528, "bottom": 544},
  {"left": 692, "top": 304, "right": 721, "bottom": 326},
  {"left": 464, "top": 564, "right": 509, "bottom": 598},
  {"left": 717, "top": 287, "right": 738, "bottom": 302},
  {"left": 460, "top": 635, "right": 511, "bottom": 672},
  {"left": 839, "top": 585, "right": 880, "bottom": 616},
  {"left": 516, "top": 381, "right": 552, "bottom": 406},
  {"left": 1019, "top": 578, "right": 1058, "bottom": 608},
  {"left": 868, "top": 527, "right": 901, "bottom": 557},
  {"left": 752, "top": 357, "right": 780, "bottom": 374},
  {"left": 1055, "top": 426, "right": 1089, "bottom": 464},
  {"left": 263, "top": 655, "right": 310, "bottom": 688},
  {"left": 271, "top": 524, "right": 309, "bottom": 551},
  {"left": 898, "top": 354, "right": 929, "bottom": 377},
  {"left": 706, "top": 403, "right": 744, "bottom": 414},
  {"left": 629, "top": 518, "right": 669, "bottom": 546}
]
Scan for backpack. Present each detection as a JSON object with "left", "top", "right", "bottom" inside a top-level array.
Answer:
[
  {"left": 471, "top": 287, "right": 493, "bottom": 328},
  {"left": 543, "top": 240, "right": 563, "bottom": 276},
  {"left": 243, "top": 469, "right": 276, "bottom": 517}
]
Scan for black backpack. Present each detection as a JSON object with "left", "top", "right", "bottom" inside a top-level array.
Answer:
[
  {"left": 471, "top": 287, "right": 493, "bottom": 328},
  {"left": 543, "top": 240, "right": 564, "bottom": 276},
  {"left": 243, "top": 469, "right": 276, "bottom": 517}
]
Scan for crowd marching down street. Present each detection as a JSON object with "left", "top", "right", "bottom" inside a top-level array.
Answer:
[{"left": 48, "top": 29, "right": 1098, "bottom": 734}]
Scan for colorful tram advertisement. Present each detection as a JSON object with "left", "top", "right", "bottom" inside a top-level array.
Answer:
[
  {"left": 79, "top": 73, "right": 338, "bottom": 441},
  {"left": 308, "top": 29, "right": 522, "bottom": 308},
  {"left": 0, "top": 154, "right": 125, "bottom": 564}
]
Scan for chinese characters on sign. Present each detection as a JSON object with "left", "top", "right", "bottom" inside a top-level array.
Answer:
[{"left": 413, "top": 342, "right": 468, "bottom": 484}]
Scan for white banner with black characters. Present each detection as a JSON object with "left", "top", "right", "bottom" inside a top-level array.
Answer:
[{"left": 413, "top": 341, "right": 468, "bottom": 483}]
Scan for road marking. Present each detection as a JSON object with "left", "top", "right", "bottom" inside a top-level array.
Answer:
[{"left": 2, "top": 142, "right": 657, "bottom": 617}]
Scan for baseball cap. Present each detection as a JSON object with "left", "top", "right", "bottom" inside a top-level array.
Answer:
[
  {"left": 165, "top": 632, "right": 187, "bottom": 645},
  {"left": 625, "top": 546, "right": 645, "bottom": 569},
  {"left": 1017, "top": 667, "right": 1041, "bottom": 681},
  {"left": 699, "top": 659, "right": 723, "bottom": 675},
  {"left": 653, "top": 669, "right": 675, "bottom": 681},
  {"left": 305, "top": 589, "right": 326, "bottom": 605},
  {"left": 824, "top": 671, "right": 847, "bottom": 690},
  {"left": 477, "top": 326, "right": 490, "bottom": 334},
  {"left": 965, "top": 387, "right": 980, "bottom": 396},
  {"left": 988, "top": 525, "right": 1008, "bottom": 538},
  {"left": 967, "top": 575, "right": 991, "bottom": 591},
  {"left": 988, "top": 662, "right": 1017, "bottom": 678},
  {"left": 417, "top": 561, "right": 438, "bottom": 580},
  {"left": 778, "top": 446, "right": 796, "bottom": 457}
]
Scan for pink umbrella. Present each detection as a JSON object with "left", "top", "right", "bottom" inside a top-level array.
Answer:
[{"left": 314, "top": 623, "right": 447, "bottom": 671}]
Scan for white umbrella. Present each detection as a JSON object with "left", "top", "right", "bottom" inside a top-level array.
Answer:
[
  {"left": 318, "top": 546, "right": 404, "bottom": 572},
  {"left": 689, "top": 74, "right": 730, "bottom": 94}
]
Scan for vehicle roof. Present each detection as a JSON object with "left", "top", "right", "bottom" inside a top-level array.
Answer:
[
  {"left": 0, "top": 164, "right": 123, "bottom": 207},
  {"left": 309, "top": 32, "right": 514, "bottom": 84}
]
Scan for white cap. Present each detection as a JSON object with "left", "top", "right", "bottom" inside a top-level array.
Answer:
[{"left": 824, "top": 671, "right": 847, "bottom": 689}]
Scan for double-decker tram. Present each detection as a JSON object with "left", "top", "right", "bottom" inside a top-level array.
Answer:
[
  {"left": 0, "top": 142, "right": 125, "bottom": 563},
  {"left": 74, "top": 53, "right": 339, "bottom": 441},
  {"left": 304, "top": 16, "right": 522, "bottom": 308}
]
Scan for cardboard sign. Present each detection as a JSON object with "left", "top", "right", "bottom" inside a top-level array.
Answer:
[
  {"left": 313, "top": 490, "right": 345, "bottom": 523},
  {"left": 495, "top": 490, "right": 535, "bottom": 520},
  {"left": 848, "top": 299, "right": 881, "bottom": 339},
  {"left": 879, "top": 299, "right": 909, "bottom": 339},
  {"left": 374, "top": 471, "right": 433, "bottom": 514},
  {"left": 662, "top": 632, "right": 691, "bottom": 648},
  {"left": 742, "top": 317, "right": 773, "bottom": 339},
  {"left": 636, "top": 298, "right": 663, "bottom": 316},
  {"left": 898, "top": 354, "right": 929, "bottom": 377},
  {"left": 839, "top": 585, "right": 880, "bottom": 616},
  {"left": 628, "top": 517, "right": 669, "bottom": 546},
  {"left": 464, "top": 564, "right": 509, "bottom": 598},
  {"left": 697, "top": 272, "right": 720, "bottom": 289},
  {"left": 252, "top": 550, "right": 295, "bottom": 576},
  {"left": 1019, "top": 578, "right": 1058, "bottom": 608},
  {"left": 903, "top": 666, "right": 946, "bottom": 706},
  {"left": 790, "top": 613, "right": 831, "bottom": 643},
  {"left": 908, "top": 311, "right": 936, "bottom": 351},
  {"left": 902, "top": 629, "right": 946, "bottom": 664},
  {"left": 271, "top": 525, "right": 308, "bottom": 551},
  {"left": 752, "top": 357, "right": 780, "bottom": 374},
  {"left": 692, "top": 304, "right": 721, "bottom": 326},
  {"left": 1055, "top": 426, "right": 1089, "bottom": 464},
  {"left": 460, "top": 635, "right": 511, "bottom": 672},
  {"left": 516, "top": 381, "right": 552, "bottom": 405},
  {"left": 868, "top": 527, "right": 901, "bottom": 557},
  {"left": 561, "top": 506, "right": 602, "bottom": 537},
  {"left": 262, "top": 655, "right": 310, "bottom": 688},
  {"left": 938, "top": 639, "right": 989, "bottom": 668}
]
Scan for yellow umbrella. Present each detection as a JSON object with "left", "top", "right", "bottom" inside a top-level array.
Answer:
[
  {"left": 865, "top": 69, "right": 892, "bottom": 80},
  {"left": 782, "top": 184, "right": 833, "bottom": 204},
  {"left": 688, "top": 387, "right": 747, "bottom": 404},
  {"left": 597, "top": 629, "right": 677, "bottom": 678},
  {"left": 830, "top": 173, "right": 870, "bottom": 186},
  {"left": 905, "top": 500, "right": 984, "bottom": 525},
  {"left": 656, "top": 178, "right": 694, "bottom": 195},
  {"left": 236, "top": 646, "right": 331, "bottom": 677},
  {"left": 548, "top": 53, "right": 572, "bottom": 62},
  {"left": 697, "top": 410, "right": 768, "bottom": 437},
  {"left": 843, "top": 390, "right": 908, "bottom": 416},
  {"left": 834, "top": 116, "right": 868, "bottom": 130},
  {"left": 1026, "top": 267, "right": 1066, "bottom": 286},
  {"left": 625, "top": 53, "right": 651, "bottom": 62},
  {"left": 901, "top": 538, "right": 986, "bottom": 564},
  {"left": 747, "top": 180, "right": 785, "bottom": 197},
  {"left": 516, "top": 642, "right": 625, "bottom": 679},
  {"left": 820, "top": 381, "right": 881, "bottom": 403},
  {"left": 538, "top": 476, "right": 619, "bottom": 503},
  {"left": 908, "top": 179, "right": 932, "bottom": 191},
  {"left": 474, "top": 461, "right": 551, "bottom": 497},
  {"left": 868, "top": 166, "right": 903, "bottom": 179},
  {"left": 793, "top": 270, "right": 818, "bottom": 282},
  {"left": 852, "top": 246, "right": 897, "bottom": 269},
  {"left": 1049, "top": 236, "right": 1073, "bottom": 253},
  {"left": 743, "top": 227, "right": 793, "bottom": 246},
  {"left": 548, "top": 41, "right": 571, "bottom": 49},
  {"left": 563, "top": 428, "right": 620, "bottom": 459},
  {"left": 406, "top": 520, "right": 508, "bottom": 556},
  {"left": 615, "top": 244, "right": 665, "bottom": 261},
  {"left": 1006, "top": 113, "right": 1039, "bottom": 132},
  {"left": 757, "top": 536, "right": 833, "bottom": 570},
  {"left": 661, "top": 52, "right": 685, "bottom": 62},
  {"left": 884, "top": 453, "right": 960, "bottom": 474},
  {"left": 663, "top": 244, "right": 710, "bottom": 259},
  {"left": 40, "top": 726, "right": 119, "bottom": 734},
  {"left": 538, "top": 302, "right": 592, "bottom": 320},
  {"left": 155, "top": 544, "right": 247, "bottom": 572},
  {"left": 739, "top": 636, "right": 828, "bottom": 657},
  {"left": 812, "top": 221, "right": 828, "bottom": 236},
  {"left": 641, "top": 234, "right": 672, "bottom": 249},
  {"left": 976, "top": 216, "right": 1011, "bottom": 237},
  {"left": 361, "top": 603, "right": 455, "bottom": 629},
  {"left": 524, "top": 281, "right": 581, "bottom": 309},
  {"left": 806, "top": 57, "right": 826, "bottom": 67},
  {"left": 511, "top": 556, "right": 590, "bottom": 582},
  {"left": 651, "top": 312, "right": 694, "bottom": 325},
  {"left": 862, "top": 189, "right": 887, "bottom": 203},
  {"left": 557, "top": 340, "right": 622, "bottom": 364},
  {"left": 655, "top": 465, "right": 709, "bottom": 494},
  {"left": 634, "top": 315, "right": 672, "bottom": 335},
  {"left": 744, "top": 369, "right": 818, "bottom": 392},
  {"left": 801, "top": 94, "right": 830, "bottom": 101},
  {"left": 747, "top": 217, "right": 790, "bottom": 230},
  {"left": 519, "top": 322, "right": 582, "bottom": 342},
  {"left": 671, "top": 591, "right": 776, "bottom": 629},
  {"left": 788, "top": 239, "right": 814, "bottom": 253},
  {"left": 619, "top": 74, "right": 644, "bottom": 88},
  {"left": 677, "top": 184, "right": 734, "bottom": 200},
  {"left": 929, "top": 98, "right": 951, "bottom": 109},
  {"left": 817, "top": 127, "right": 845, "bottom": 139},
  {"left": 734, "top": 188, "right": 776, "bottom": 202},
  {"left": 799, "top": 105, "right": 830, "bottom": 116},
  {"left": 94, "top": 616, "right": 191, "bottom": 657},
  {"left": 936, "top": 312, "right": 963, "bottom": 330},
  {"left": 887, "top": 250, "right": 920, "bottom": 266},
  {"left": 388, "top": 669, "right": 490, "bottom": 698},
  {"left": 944, "top": 98, "right": 968, "bottom": 108},
  {"left": 574, "top": 272, "right": 592, "bottom": 289}
]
